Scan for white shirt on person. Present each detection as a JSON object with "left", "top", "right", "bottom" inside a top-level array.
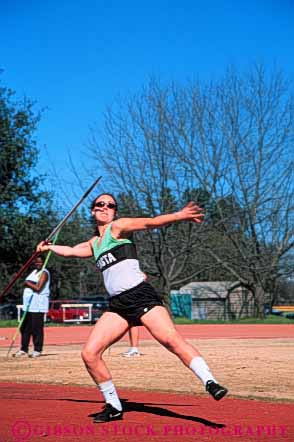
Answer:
[{"left": 23, "top": 269, "right": 50, "bottom": 313}]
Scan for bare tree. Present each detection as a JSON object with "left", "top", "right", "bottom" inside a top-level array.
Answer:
[
  {"left": 87, "top": 66, "right": 294, "bottom": 316},
  {"left": 87, "top": 80, "right": 208, "bottom": 301},
  {"left": 170, "top": 64, "right": 294, "bottom": 316}
]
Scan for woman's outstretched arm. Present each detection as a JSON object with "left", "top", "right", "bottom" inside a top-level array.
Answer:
[
  {"left": 36, "top": 239, "right": 94, "bottom": 258},
  {"left": 112, "top": 202, "right": 204, "bottom": 237}
]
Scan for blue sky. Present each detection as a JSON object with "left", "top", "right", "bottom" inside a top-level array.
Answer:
[{"left": 1, "top": 0, "right": 294, "bottom": 206}]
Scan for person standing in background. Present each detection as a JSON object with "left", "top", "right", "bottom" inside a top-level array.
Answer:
[
  {"left": 122, "top": 326, "right": 141, "bottom": 357},
  {"left": 14, "top": 256, "right": 50, "bottom": 358},
  {"left": 122, "top": 273, "right": 148, "bottom": 357}
]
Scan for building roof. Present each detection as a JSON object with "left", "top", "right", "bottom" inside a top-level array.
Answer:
[{"left": 176, "top": 281, "right": 240, "bottom": 299}]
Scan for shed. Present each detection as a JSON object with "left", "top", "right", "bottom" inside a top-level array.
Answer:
[{"left": 171, "top": 281, "right": 254, "bottom": 320}]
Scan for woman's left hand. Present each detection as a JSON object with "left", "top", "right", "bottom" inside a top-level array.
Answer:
[{"left": 180, "top": 202, "right": 205, "bottom": 223}]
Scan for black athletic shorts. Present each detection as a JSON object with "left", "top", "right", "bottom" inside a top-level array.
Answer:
[{"left": 107, "top": 281, "right": 164, "bottom": 326}]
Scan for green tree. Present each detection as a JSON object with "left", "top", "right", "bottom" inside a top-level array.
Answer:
[{"left": 0, "top": 76, "right": 57, "bottom": 297}]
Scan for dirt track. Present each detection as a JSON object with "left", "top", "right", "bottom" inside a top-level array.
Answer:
[
  {"left": 0, "top": 336, "right": 293, "bottom": 402},
  {"left": 1, "top": 325, "right": 294, "bottom": 442}
]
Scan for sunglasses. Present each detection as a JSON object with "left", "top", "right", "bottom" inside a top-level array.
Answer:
[{"left": 94, "top": 201, "right": 117, "bottom": 210}]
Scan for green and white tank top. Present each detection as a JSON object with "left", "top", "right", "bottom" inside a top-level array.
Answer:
[{"left": 92, "top": 223, "right": 145, "bottom": 297}]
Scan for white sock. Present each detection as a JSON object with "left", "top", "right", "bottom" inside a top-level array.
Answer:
[
  {"left": 98, "top": 380, "right": 122, "bottom": 411},
  {"left": 189, "top": 356, "right": 217, "bottom": 386},
  {"left": 130, "top": 347, "right": 138, "bottom": 353}
]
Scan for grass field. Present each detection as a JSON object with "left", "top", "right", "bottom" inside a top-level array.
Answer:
[
  {"left": 173, "top": 314, "right": 294, "bottom": 324},
  {"left": 1, "top": 314, "right": 293, "bottom": 328}
]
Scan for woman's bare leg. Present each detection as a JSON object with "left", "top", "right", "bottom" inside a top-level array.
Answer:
[
  {"left": 141, "top": 306, "right": 228, "bottom": 400},
  {"left": 140, "top": 306, "right": 200, "bottom": 366},
  {"left": 82, "top": 312, "right": 130, "bottom": 418},
  {"left": 82, "top": 311, "right": 129, "bottom": 383}
]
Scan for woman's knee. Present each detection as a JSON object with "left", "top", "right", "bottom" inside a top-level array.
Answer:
[
  {"left": 81, "top": 347, "right": 92, "bottom": 365},
  {"left": 81, "top": 345, "right": 103, "bottom": 366},
  {"left": 161, "top": 331, "right": 183, "bottom": 353}
]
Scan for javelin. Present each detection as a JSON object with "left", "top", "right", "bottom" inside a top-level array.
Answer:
[
  {"left": 6, "top": 232, "right": 59, "bottom": 358},
  {"left": 0, "top": 176, "right": 102, "bottom": 301}
]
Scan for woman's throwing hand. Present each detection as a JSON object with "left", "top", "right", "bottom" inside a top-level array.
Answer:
[{"left": 179, "top": 202, "right": 205, "bottom": 223}]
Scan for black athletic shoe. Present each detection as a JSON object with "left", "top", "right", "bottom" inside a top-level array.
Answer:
[
  {"left": 206, "top": 380, "right": 228, "bottom": 401},
  {"left": 92, "top": 404, "right": 123, "bottom": 423}
]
